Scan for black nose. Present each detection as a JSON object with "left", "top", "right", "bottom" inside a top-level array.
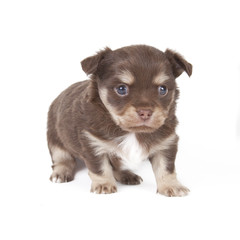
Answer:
[{"left": 137, "top": 109, "right": 153, "bottom": 120}]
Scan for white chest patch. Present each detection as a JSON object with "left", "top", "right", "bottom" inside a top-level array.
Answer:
[
  {"left": 83, "top": 131, "right": 149, "bottom": 171},
  {"left": 115, "top": 133, "right": 148, "bottom": 171}
]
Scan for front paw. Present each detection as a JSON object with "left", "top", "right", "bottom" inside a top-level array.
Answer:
[
  {"left": 91, "top": 182, "right": 117, "bottom": 194},
  {"left": 157, "top": 184, "right": 190, "bottom": 197}
]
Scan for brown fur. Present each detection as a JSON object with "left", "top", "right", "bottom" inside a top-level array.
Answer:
[{"left": 47, "top": 45, "right": 192, "bottom": 196}]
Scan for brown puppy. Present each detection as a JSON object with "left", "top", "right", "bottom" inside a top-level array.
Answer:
[{"left": 47, "top": 45, "right": 192, "bottom": 196}]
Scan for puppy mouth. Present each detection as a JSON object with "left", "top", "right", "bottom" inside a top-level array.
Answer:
[
  {"left": 120, "top": 120, "right": 161, "bottom": 133},
  {"left": 105, "top": 104, "right": 167, "bottom": 133},
  {"left": 127, "top": 125, "right": 156, "bottom": 133}
]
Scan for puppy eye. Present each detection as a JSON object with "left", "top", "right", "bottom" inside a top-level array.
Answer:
[
  {"left": 115, "top": 85, "right": 129, "bottom": 96},
  {"left": 158, "top": 85, "right": 168, "bottom": 96}
]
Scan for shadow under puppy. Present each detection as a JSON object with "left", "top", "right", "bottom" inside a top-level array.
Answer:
[{"left": 47, "top": 45, "right": 192, "bottom": 197}]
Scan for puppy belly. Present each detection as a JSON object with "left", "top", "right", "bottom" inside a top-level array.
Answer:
[
  {"left": 117, "top": 151, "right": 147, "bottom": 171},
  {"left": 116, "top": 133, "right": 148, "bottom": 171}
]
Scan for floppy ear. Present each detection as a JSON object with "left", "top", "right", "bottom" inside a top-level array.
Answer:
[
  {"left": 165, "top": 49, "right": 192, "bottom": 78},
  {"left": 81, "top": 47, "right": 112, "bottom": 75}
]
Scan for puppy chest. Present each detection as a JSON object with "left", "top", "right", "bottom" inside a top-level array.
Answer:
[{"left": 115, "top": 133, "right": 148, "bottom": 170}]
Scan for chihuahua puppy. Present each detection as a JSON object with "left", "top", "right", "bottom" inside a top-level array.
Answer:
[{"left": 47, "top": 45, "right": 192, "bottom": 196}]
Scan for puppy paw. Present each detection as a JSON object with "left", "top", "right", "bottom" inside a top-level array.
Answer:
[
  {"left": 50, "top": 168, "right": 74, "bottom": 183},
  {"left": 157, "top": 184, "right": 190, "bottom": 197},
  {"left": 50, "top": 173, "right": 73, "bottom": 183},
  {"left": 91, "top": 182, "right": 117, "bottom": 194},
  {"left": 115, "top": 170, "right": 143, "bottom": 185}
]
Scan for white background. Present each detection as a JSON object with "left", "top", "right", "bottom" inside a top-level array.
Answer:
[{"left": 0, "top": 0, "right": 240, "bottom": 239}]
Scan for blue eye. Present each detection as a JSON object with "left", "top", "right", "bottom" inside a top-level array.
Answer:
[
  {"left": 158, "top": 85, "right": 168, "bottom": 96},
  {"left": 115, "top": 85, "right": 129, "bottom": 96}
]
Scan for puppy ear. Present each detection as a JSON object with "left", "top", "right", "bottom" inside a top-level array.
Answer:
[
  {"left": 165, "top": 49, "right": 192, "bottom": 78},
  {"left": 81, "top": 47, "right": 112, "bottom": 75}
]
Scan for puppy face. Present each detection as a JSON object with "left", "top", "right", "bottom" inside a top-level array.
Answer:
[{"left": 81, "top": 45, "right": 192, "bottom": 133}]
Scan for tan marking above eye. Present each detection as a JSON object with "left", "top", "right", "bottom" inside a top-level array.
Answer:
[
  {"left": 153, "top": 72, "right": 169, "bottom": 85},
  {"left": 116, "top": 70, "right": 135, "bottom": 85}
]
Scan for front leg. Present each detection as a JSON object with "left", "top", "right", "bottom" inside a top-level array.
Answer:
[
  {"left": 82, "top": 131, "right": 117, "bottom": 194},
  {"left": 149, "top": 135, "right": 189, "bottom": 197},
  {"left": 87, "top": 155, "right": 117, "bottom": 194}
]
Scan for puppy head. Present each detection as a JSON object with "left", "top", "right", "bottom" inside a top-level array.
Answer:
[{"left": 81, "top": 45, "right": 192, "bottom": 133}]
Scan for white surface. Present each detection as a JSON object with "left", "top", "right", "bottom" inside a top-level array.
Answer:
[{"left": 0, "top": 0, "right": 240, "bottom": 239}]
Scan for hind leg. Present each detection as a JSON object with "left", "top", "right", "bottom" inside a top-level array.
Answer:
[
  {"left": 49, "top": 145, "right": 76, "bottom": 183},
  {"left": 113, "top": 170, "right": 143, "bottom": 185}
]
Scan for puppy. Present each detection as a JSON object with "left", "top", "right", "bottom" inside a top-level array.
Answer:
[{"left": 47, "top": 45, "right": 192, "bottom": 196}]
